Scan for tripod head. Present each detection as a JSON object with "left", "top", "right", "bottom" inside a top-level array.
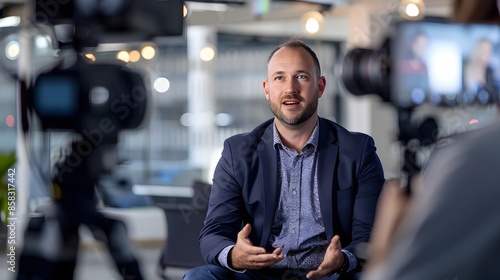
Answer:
[{"left": 396, "top": 107, "right": 439, "bottom": 195}]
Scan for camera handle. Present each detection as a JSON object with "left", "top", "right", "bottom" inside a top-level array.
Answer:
[
  {"left": 397, "top": 108, "right": 438, "bottom": 196},
  {"left": 17, "top": 139, "right": 144, "bottom": 280}
]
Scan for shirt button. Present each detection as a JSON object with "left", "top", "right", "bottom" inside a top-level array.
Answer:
[
  {"left": 292, "top": 228, "right": 296, "bottom": 234},
  {"left": 292, "top": 189, "right": 297, "bottom": 196}
]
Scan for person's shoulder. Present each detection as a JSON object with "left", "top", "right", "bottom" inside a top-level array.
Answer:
[
  {"left": 454, "top": 123, "right": 500, "bottom": 153},
  {"left": 225, "top": 118, "right": 274, "bottom": 143},
  {"left": 426, "top": 123, "right": 500, "bottom": 175},
  {"left": 438, "top": 123, "right": 500, "bottom": 149}
]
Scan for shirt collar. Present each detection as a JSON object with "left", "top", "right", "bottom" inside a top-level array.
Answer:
[{"left": 273, "top": 119, "right": 319, "bottom": 155}]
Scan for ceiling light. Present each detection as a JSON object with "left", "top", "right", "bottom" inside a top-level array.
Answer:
[
  {"left": 0, "top": 16, "right": 20, "bottom": 28},
  {"left": 300, "top": 11, "right": 324, "bottom": 35},
  {"left": 399, "top": 0, "right": 425, "bottom": 20}
]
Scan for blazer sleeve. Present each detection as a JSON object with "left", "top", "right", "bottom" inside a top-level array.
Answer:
[
  {"left": 199, "top": 138, "right": 245, "bottom": 265},
  {"left": 345, "top": 135, "right": 385, "bottom": 255}
]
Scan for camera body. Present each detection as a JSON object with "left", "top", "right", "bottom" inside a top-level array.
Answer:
[
  {"left": 33, "top": 60, "right": 148, "bottom": 142},
  {"left": 34, "top": 0, "right": 184, "bottom": 46},
  {"left": 28, "top": 0, "right": 184, "bottom": 139},
  {"left": 341, "top": 19, "right": 500, "bottom": 109}
]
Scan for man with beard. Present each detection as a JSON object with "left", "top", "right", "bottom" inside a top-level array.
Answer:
[{"left": 183, "top": 39, "right": 385, "bottom": 280}]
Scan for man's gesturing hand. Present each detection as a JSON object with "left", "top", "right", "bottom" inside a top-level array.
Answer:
[
  {"left": 306, "top": 235, "right": 345, "bottom": 279},
  {"left": 229, "top": 223, "right": 284, "bottom": 270}
]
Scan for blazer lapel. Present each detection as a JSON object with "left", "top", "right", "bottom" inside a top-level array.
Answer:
[
  {"left": 317, "top": 119, "right": 339, "bottom": 239},
  {"left": 258, "top": 124, "right": 278, "bottom": 247}
]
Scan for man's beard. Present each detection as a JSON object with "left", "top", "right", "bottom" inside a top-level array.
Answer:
[{"left": 269, "top": 97, "right": 318, "bottom": 126}]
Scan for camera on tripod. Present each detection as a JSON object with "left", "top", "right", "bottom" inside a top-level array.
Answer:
[
  {"left": 340, "top": 18, "right": 500, "bottom": 192},
  {"left": 340, "top": 19, "right": 500, "bottom": 109},
  {"left": 13, "top": 1, "right": 185, "bottom": 279}
]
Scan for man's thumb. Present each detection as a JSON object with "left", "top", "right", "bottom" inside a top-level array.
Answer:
[{"left": 239, "top": 223, "right": 251, "bottom": 238}]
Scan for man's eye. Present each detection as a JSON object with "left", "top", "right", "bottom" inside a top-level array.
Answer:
[
  {"left": 297, "top": 75, "right": 307, "bottom": 79},
  {"left": 274, "top": 76, "right": 283, "bottom": 81}
]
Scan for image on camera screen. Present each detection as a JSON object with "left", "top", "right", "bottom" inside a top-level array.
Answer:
[{"left": 392, "top": 20, "right": 500, "bottom": 108}]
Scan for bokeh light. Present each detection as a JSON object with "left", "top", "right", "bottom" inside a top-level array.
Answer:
[
  {"left": 405, "top": 3, "right": 420, "bottom": 17},
  {"left": 141, "top": 45, "right": 156, "bottom": 60},
  {"left": 400, "top": 0, "right": 425, "bottom": 20},
  {"left": 200, "top": 46, "right": 215, "bottom": 62},
  {"left": 85, "top": 53, "right": 96, "bottom": 62},
  {"left": 180, "top": 112, "right": 193, "bottom": 126},
  {"left": 6, "top": 114, "right": 14, "bottom": 127},
  {"left": 129, "top": 50, "right": 141, "bottom": 62},
  {"left": 116, "top": 50, "right": 130, "bottom": 62},
  {"left": 153, "top": 77, "right": 171, "bottom": 93},
  {"left": 300, "top": 11, "right": 324, "bottom": 35},
  {"left": 5, "top": 40, "right": 20, "bottom": 60},
  {"left": 469, "top": 119, "right": 479, "bottom": 125}
]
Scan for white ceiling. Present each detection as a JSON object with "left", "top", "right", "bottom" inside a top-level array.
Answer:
[
  {"left": 0, "top": 0, "right": 454, "bottom": 42},
  {"left": 184, "top": 0, "right": 453, "bottom": 40}
]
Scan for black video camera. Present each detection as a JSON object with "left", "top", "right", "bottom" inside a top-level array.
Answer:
[
  {"left": 32, "top": 61, "right": 148, "bottom": 142},
  {"left": 14, "top": 2, "right": 185, "bottom": 279},
  {"left": 28, "top": 0, "right": 184, "bottom": 141},
  {"left": 341, "top": 19, "right": 500, "bottom": 109}
]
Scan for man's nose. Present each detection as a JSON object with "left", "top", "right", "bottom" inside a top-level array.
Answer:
[{"left": 283, "top": 79, "right": 299, "bottom": 95}]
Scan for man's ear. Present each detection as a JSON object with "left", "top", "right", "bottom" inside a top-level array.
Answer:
[
  {"left": 263, "top": 80, "right": 270, "bottom": 100},
  {"left": 317, "top": 76, "right": 326, "bottom": 98}
]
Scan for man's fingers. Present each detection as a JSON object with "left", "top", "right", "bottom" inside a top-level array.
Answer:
[
  {"left": 330, "top": 235, "right": 341, "bottom": 246},
  {"left": 233, "top": 224, "right": 284, "bottom": 269},
  {"left": 307, "top": 270, "right": 326, "bottom": 279},
  {"left": 271, "top": 247, "right": 283, "bottom": 256},
  {"left": 305, "top": 235, "right": 344, "bottom": 278},
  {"left": 245, "top": 253, "right": 283, "bottom": 269},
  {"left": 236, "top": 224, "right": 267, "bottom": 254},
  {"left": 244, "top": 245, "right": 267, "bottom": 255},
  {"left": 306, "top": 261, "right": 335, "bottom": 279},
  {"left": 329, "top": 235, "right": 343, "bottom": 252},
  {"left": 237, "top": 223, "right": 252, "bottom": 239}
]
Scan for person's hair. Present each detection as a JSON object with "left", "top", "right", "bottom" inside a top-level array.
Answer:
[{"left": 266, "top": 38, "right": 321, "bottom": 77}]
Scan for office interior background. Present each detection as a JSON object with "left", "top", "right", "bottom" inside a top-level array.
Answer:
[{"left": 1, "top": 0, "right": 499, "bottom": 279}]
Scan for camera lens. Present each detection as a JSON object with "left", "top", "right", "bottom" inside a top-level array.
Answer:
[{"left": 340, "top": 47, "right": 390, "bottom": 102}]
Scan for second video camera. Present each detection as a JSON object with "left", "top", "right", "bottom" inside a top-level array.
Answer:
[{"left": 341, "top": 19, "right": 500, "bottom": 109}]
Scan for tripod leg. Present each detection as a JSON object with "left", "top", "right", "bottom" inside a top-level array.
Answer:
[
  {"left": 17, "top": 213, "right": 80, "bottom": 280},
  {"left": 85, "top": 212, "right": 144, "bottom": 280}
]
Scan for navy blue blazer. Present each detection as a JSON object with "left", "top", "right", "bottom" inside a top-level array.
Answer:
[{"left": 199, "top": 117, "right": 385, "bottom": 265}]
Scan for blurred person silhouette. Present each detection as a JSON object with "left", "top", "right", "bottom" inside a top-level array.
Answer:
[
  {"left": 361, "top": 0, "right": 500, "bottom": 279},
  {"left": 183, "top": 39, "right": 385, "bottom": 280},
  {"left": 398, "top": 31, "right": 430, "bottom": 100},
  {"left": 463, "top": 38, "right": 497, "bottom": 96},
  {"left": 399, "top": 31, "right": 428, "bottom": 76}
]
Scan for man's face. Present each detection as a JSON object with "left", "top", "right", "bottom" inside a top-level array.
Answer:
[{"left": 263, "top": 47, "right": 326, "bottom": 126}]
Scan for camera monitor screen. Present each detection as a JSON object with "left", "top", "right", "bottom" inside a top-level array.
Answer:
[{"left": 392, "top": 20, "right": 500, "bottom": 108}]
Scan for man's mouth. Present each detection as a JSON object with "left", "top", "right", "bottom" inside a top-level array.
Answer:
[{"left": 283, "top": 100, "right": 300, "bottom": 105}]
